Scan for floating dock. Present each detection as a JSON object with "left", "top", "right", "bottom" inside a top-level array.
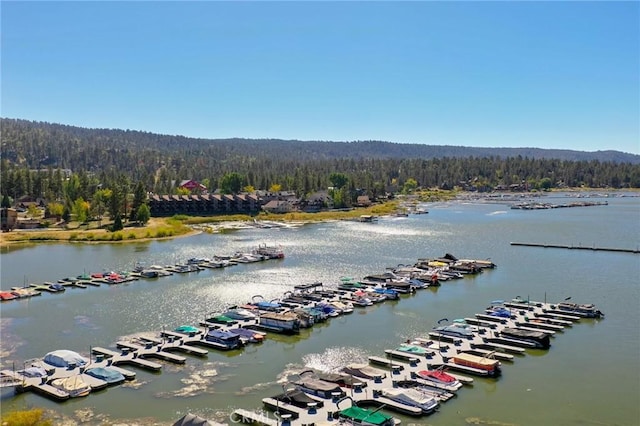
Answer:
[{"left": 2, "top": 250, "right": 607, "bottom": 426}]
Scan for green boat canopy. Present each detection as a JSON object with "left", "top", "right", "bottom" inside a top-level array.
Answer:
[{"left": 339, "top": 406, "right": 393, "bottom": 425}]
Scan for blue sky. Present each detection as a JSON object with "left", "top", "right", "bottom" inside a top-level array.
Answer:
[{"left": 2, "top": 1, "right": 639, "bottom": 154}]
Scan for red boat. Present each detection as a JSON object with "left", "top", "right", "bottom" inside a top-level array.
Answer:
[
  {"left": 0, "top": 291, "right": 17, "bottom": 301},
  {"left": 416, "top": 368, "right": 461, "bottom": 388}
]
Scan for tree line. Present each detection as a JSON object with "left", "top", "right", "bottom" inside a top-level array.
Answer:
[{"left": 1, "top": 118, "right": 639, "bottom": 221}]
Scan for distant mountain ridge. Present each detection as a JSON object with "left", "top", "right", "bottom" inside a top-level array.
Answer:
[{"left": 2, "top": 118, "right": 638, "bottom": 165}]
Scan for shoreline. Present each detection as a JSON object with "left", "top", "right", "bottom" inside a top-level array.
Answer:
[{"left": 2, "top": 189, "right": 634, "bottom": 248}]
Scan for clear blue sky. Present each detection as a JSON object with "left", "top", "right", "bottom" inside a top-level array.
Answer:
[{"left": 2, "top": 1, "right": 639, "bottom": 154}]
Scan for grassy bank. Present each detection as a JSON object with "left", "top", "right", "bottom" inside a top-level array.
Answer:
[
  {"left": 0, "top": 201, "right": 405, "bottom": 247},
  {"left": 0, "top": 217, "right": 195, "bottom": 247}
]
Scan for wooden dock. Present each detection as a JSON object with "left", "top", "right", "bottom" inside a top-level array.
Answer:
[{"left": 116, "top": 341, "right": 187, "bottom": 364}]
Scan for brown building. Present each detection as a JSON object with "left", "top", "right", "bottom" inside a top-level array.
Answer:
[{"left": 1, "top": 208, "right": 18, "bottom": 231}]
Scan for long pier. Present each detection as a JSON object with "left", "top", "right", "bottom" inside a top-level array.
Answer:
[{"left": 510, "top": 242, "right": 639, "bottom": 253}]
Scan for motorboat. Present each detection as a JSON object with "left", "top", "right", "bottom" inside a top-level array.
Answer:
[
  {"left": 415, "top": 368, "right": 462, "bottom": 389},
  {"left": 341, "top": 363, "right": 387, "bottom": 381},
  {"left": 312, "top": 302, "right": 340, "bottom": 317},
  {"left": 43, "top": 349, "right": 88, "bottom": 369},
  {"left": 50, "top": 375, "right": 91, "bottom": 397},
  {"left": 486, "top": 300, "right": 514, "bottom": 318},
  {"left": 433, "top": 325, "right": 475, "bottom": 340},
  {"left": 336, "top": 397, "right": 395, "bottom": 426},
  {"left": 221, "top": 307, "right": 257, "bottom": 321},
  {"left": 48, "top": 283, "right": 66, "bottom": 292},
  {"left": 84, "top": 367, "right": 126, "bottom": 385},
  {"left": 556, "top": 302, "right": 604, "bottom": 318},
  {"left": 325, "top": 299, "right": 354, "bottom": 314},
  {"left": 140, "top": 269, "right": 159, "bottom": 278},
  {"left": 231, "top": 252, "right": 265, "bottom": 263},
  {"left": 293, "top": 377, "right": 346, "bottom": 399},
  {"left": 249, "top": 295, "right": 282, "bottom": 312},
  {"left": 381, "top": 387, "right": 439, "bottom": 414},
  {"left": 267, "top": 388, "right": 324, "bottom": 409},
  {"left": 203, "top": 314, "right": 238, "bottom": 326},
  {"left": 0, "top": 291, "right": 18, "bottom": 301},
  {"left": 347, "top": 291, "right": 373, "bottom": 307},
  {"left": 366, "top": 286, "right": 399, "bottom": 300},
  {"left": 452, "top": 353, "right": 501, "bottom": 376},
  {"left": 395, "top": 344, "right": 434, "bottom": 356},
  {"left": 257, "top": 312, "right": 301, "bottom": 334},
  {"left": 499, "top": 327, "right": 551, "bottom": 349},
  {"left": 313, "top": 371, "right": 368, "bottom": 389},
  {"left": 228, "top": 327, "right": 265, "bottom": 344},
  {"left": 174, "top": 325, "right": 203, "bottom": 336},
  {"left": 205, "top": 329, "right": 244, "bottom": 350}
]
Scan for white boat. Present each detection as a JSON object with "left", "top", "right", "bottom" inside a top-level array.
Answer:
[
  {"left": 223, "top": 307, "right": 258, "bottom": 321},
  {"left": 381, "top": 387, "right": 439, "bottom": 414},
  {"left": 231, "top": 252, "right": 264, "bottom": 263},
  {"left": 325, "top": 299, "right": 354, "bottom": 314},
  {"left": 415, "top": 368, "right": 462, "bottom": 390},
  {"left": 50, "top": 375, "right": 91, "bottom": 397}
]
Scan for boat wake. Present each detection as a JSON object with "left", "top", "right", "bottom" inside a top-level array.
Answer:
[
  {"left": 301, "top": 346, "right": 368, "bottom": 373},
  {"left": 157, "top": 362, "right": 225, "bottom": 398},
  {"left": 487, "top": 210, "right": 508, "bottom": 216},
  {"left": 0, "top": 318, "right": 24, "bottom": 364}
]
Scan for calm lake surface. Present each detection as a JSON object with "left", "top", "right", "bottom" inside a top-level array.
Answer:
[{"left": 1, "top": 193, "right": 639, "bottom": 426}]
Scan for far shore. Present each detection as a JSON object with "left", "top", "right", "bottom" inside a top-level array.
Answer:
[
  {"left": 2, "top": 188, "right": 633, "bottom": 249},
  {"left": 0, "top": 201, "right": 403, "bottom": 248}
]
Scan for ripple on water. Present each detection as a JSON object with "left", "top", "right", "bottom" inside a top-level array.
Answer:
[{"left": 301, "top": 346, "right": 369, "bottom": 373}]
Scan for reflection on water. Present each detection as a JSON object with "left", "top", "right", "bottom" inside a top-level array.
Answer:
[{"left": 0, "top": 195, "right": 638, "bottom": 425}]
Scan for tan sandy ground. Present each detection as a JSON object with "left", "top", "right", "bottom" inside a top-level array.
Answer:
[{"left": 0, "top": 218, "right": 199, "bottom": 248}]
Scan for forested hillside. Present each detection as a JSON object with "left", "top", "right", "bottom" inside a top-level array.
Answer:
[{"left": 1, "top": 118, "right": 639, "bottom": 210}]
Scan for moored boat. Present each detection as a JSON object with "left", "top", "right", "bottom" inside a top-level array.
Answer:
[
  {"left": 50, "top": 375, "right": 91, "bottom": 397},
  {"left": 256, "top": 312, "right": 300, "bottom": 334},
  {"left": 341, "top": 363, "right": 387, "bottom": 381},
  {"left": 174, "top": 325, "right": 203, "bottom": 336},
  {"left": 253, "top": 244, "right": 285, "bottom": 259},
  {"left": 499, "top": 327, "right": 551, "bottom": 349},
  {"left": 452, "top": 353, "right": 501, "bottom": 376},
  {"left": 222, "top": 307, "right": 258, "bottom": 321},
  {"left": 0, "top": 291, "right": 18, "bottom": 301},
  {"left": 84, "top": 367, "right": 126, "bottom": 385},
  {"left": 205, "top": 329, "right": 244, "bottom": 350},
  {"left": 415, "top": 368, "right": 462, "bottom": 389},
  {"left": 556, "top": 302, "right": 604, "bottom": 318},
  {"left": 380, "top": 387, "right": 439, "bottom": 414},
  {"left": 433, "top": 324, "right": 475, "bottom": 340},
  {"left": 228, "top": 327, "right": 265, "bottom": 344},
  {"left": 293, "top": 377, "right": 346, "bottom": 399},
  {"left": 336, "top": 397, "right": 396, "bottom": 426}
]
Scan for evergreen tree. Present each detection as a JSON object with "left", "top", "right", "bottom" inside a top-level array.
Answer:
[
  {"left": 130, "top": 182, "right": 147, "bottom": 221},
  {"left": 1, "top": 194, "right": 10, "bottom": 208},
  {"left": 136, "top": 204, "right": 151, "bottom": 225},
  {"left": 112, "top": 214, "right": 123, "bottom": 231}
]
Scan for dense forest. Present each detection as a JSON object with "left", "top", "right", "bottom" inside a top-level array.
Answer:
[{"left": 1, "top": 118, "right": 639, "bottom": 220}]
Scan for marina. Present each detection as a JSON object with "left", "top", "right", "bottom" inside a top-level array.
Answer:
[
  {"left": 0, "top": 254, "right": 606, "bottom": 425},
  {"left": 0, "top": 194, "right": 637, "bottom": 426}
]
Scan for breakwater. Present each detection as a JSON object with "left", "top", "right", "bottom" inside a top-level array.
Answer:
[
  {"left": 511, "top": 241, "right": 640, "bottom": 254},
  {"left": 510, "top": 200, "right": 608, "bottom": 210}
]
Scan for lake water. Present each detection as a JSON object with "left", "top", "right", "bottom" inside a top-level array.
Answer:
[{"left": 1, "top": 193, "right": 639, "bottom": 426}]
